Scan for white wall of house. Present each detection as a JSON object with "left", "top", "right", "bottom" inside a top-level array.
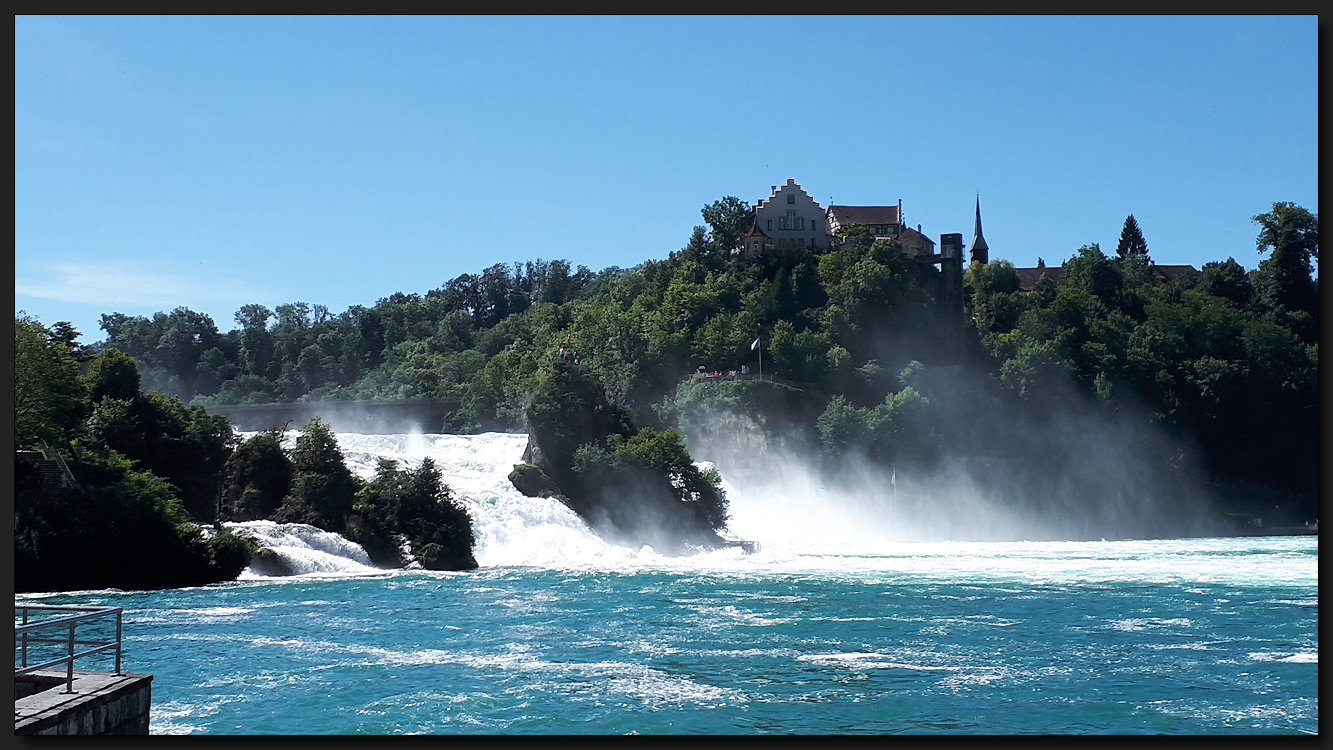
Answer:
[{"left": 754, "top": 178, "right": 830, "bottom": 251}]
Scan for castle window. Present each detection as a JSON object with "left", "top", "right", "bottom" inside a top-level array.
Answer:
[
  {"left": 778, "top": 210, "right": 805, "bottom": 231},
  {"left": 787, "top": 193, "right": 795, "bottom": 204},
  {"left": 767, "top": 219, "right": 772, "bottom": 231}
]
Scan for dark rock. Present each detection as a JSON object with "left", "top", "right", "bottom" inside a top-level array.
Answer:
[
  {"left": 520, "top": 437, "right": 560, "bottom": 486},
  {"left": 509, "top": 462, "right": 562, "bottom": 498},
  {"left": 248, "top": 547, "right": 295, "bottom": 576}
]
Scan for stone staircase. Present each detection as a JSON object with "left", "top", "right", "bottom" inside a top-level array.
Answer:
[{"left": 17, "top": 448, "right": 77, "bottom": 490}]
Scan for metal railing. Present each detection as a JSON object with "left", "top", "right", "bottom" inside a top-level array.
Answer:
[
  {"left": 15, "top": 604, "right": 123, "bottom": 694},
  {"left": 45, "top": 444, "right": 79, "bottom": 489}
]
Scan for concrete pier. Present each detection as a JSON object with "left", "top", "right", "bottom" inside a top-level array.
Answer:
[{"left": 14, "top": 669, "right": 152, "bottom": 735}]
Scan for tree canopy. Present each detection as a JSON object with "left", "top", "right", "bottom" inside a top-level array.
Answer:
[{"left": 41, "top": 197, "right": 1317, "bottom": 545}]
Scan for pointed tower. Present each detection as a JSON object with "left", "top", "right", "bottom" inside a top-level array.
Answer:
[{"left": 970, "top": 195, "right": 989, "bottom": 265}]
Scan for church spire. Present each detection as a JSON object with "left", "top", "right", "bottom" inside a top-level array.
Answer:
[{"left": 970, "top": 194, "right": 990, "bottom": 264}]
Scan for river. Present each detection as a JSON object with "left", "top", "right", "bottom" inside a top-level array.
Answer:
[{"left": 16, "top": 432, "right": 1317, "bottom": 734}]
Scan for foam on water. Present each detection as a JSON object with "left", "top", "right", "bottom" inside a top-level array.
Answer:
[
  {"left": 19, "top": 517, "right": 1315, "bottom": 734},
  {"left": 231, "top": 431, "right": 1318, "bottom": 589},
  {"left": 235, "top": 430, "right": 645, "bottom": 571},
  {"left": 226, "top": 520, "right": 382, "bottom": 578},
  {"left": 330, "top": 431, "right": 655, "bottom": 567}
]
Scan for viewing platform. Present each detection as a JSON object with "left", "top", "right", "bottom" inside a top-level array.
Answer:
[{"left": 14, "top": 603, "right": 151, "bottom": 735}]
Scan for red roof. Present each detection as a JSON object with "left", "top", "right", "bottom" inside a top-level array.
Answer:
[{"left": 828, "top": 205, "right": 900, "bottom": 226}]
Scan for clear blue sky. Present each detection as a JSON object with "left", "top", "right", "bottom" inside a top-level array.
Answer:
[{"left": 16, "top": 16, "right": 1319, "bottom": 343}]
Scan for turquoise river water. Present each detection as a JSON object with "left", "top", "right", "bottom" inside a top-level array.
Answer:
[{"left": 16, "top": 433, "right": 1317, "bottom": 734}]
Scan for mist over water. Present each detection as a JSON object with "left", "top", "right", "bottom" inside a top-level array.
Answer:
[
  {"left": 680, "top": 362, "right": 1222, "bottom": 544},
  {"left": 243, "top": 427, "right": 1233, "bottom": 576}
]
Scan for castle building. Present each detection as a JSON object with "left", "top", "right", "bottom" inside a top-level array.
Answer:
[
  {"left": 739, "top": 177, "right": 937, "bottom": 259},
  {"left": 737, "top": 182, "right": 1199, "bottom": 327},
  {"left": 741, "top": 179, "right": 832, "bottom": 256},
  {"left": 737, "top": 177, "right": 966, "bottom": 324},
  {"left": 826, "top": 203, "right": 936, "bottom": 258}
]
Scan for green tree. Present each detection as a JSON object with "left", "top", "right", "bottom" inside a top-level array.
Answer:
[
  {"left": 235, "top": 304, "right": 276, "bottom": 379},
  {"left": 17, "top": 449, "right": 251, "bottom": 592},
  {"left": 274, "top": 418, "right": 360, "bottom": 530},
  {"left": 86, "top": 348, "right": 141, "bottom": 403},
  {"left": 1196, "top": 258, "right": 1253, "bottom": 308},
  {"left": 572, "top": 427, "right": 728, "bottom": 540},
  {"left": 79, "top": 388, "right": 236, "bottom": 523},
  {"left": 701, "top": 196, "right": 754, "bottom": 256},
  {"left": 98, "top": 307, "right": 223, "bottom": 396},
  {"left": 218, "top": 429, "right": 294, "bottom": 522},
  {"left": 1115, "top": 214, "right": 1150, "bottom": 260},
  {"left": 1251, "top": 201, "right": 1318, "bottom": 321},
  {"left": 15, "top": 314, "right": 88, "bottom": 448},
  {"left": 817, "top": 363, "right": 935, "bottom": 467},
  {"left": 965, "top": 260, "right": 1024, "bottom": 335},
  {"left": 352, "top": 457, "right": 477, "bottom": 570}
]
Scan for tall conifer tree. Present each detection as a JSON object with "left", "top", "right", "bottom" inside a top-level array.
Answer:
[{"left": 1115, "top": 214, "right": 1149, "bottom": 260}]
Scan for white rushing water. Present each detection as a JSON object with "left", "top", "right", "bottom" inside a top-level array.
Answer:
[
  {"left": 335, "top": 431, "right": 653, "bottom": 567},
  {"left": 226, "top": 520, "right": 383, "bottom": 578},
  {"left": 235, "top": 431, "right": 674, "bottom": 574},
  {"left": 229, "top": 431, "right": 1317, "bottom": 589}
]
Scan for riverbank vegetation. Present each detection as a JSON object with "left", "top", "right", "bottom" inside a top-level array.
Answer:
[
  {"left": 16, "top": 200, "right": 1317, "bottom": 577},
  {"left": 101, "top": 202, "right": 1313, "bottom": 497},
  {"left": 15, "top": 321, "right": 477, "bottom": 591},
  {"left": 515, "top": 362, "right": 728, "bottom": 550}
]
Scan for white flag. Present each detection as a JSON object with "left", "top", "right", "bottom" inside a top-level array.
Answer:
[{"left": 751, "top": 338, "right": 761, "bottom": 350}]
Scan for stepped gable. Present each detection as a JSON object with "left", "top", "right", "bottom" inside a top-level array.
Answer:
[
  {"left": 755, "top": 178, "right": 824, "bottom": 211},
  {"left": 742, "top": 177, "right": 830, "bottom": 256}
]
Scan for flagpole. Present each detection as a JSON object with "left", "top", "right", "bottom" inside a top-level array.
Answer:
[{"left": 758, "top": 341, "right": 762, "bottom": 381}]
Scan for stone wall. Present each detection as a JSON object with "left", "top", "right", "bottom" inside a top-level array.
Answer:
[{"left": 15, "top": 670, "right": 152, "bottom": 735}]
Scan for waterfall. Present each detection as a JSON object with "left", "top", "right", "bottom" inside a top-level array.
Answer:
[
  {"left": 232, "top": 431, "right": 670, "bottom": 576},
  {"left": 333, "top": 432, "right": 640, "bottom": 567},
  {"left": 226, "top": 520, "right": 383, "bottom": 578}
]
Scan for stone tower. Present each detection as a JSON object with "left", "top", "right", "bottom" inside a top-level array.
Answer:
[{"left": 939, "top": 233, "right": 965, "bottom": 320}]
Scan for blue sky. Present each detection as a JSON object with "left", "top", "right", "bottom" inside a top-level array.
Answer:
[{"left": 16, "top": 16, "right": 1318, "bottom": 343}]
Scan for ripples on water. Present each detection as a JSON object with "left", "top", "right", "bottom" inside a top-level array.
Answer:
[{"left": 18, "top": 433, "right": 1317, "bottom": 734}]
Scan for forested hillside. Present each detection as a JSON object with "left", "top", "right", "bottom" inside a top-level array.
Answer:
[{"left": 82, "top": 200, "right": 1317, "bottom": 516}]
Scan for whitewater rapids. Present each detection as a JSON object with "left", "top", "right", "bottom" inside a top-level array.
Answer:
[{"left": 229, "top": 431, "right": 722, "bottom": 576}]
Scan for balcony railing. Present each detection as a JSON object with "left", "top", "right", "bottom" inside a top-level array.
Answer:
[{"left": 15, "top": 604, "right": 123, "bottom": 694}]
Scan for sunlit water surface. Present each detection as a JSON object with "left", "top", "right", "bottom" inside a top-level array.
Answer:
[{"left": 19, "top": 433, "right": 1317, "bottom": 734}]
